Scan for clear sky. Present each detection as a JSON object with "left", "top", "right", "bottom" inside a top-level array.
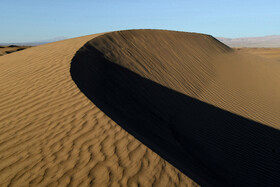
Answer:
[{"left": 1, "top": 0, "right": 279, "bottom": 43}]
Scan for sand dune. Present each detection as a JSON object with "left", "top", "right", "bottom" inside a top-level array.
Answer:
[
  {"left": 0, "top": 33, "right": 197, "bottom": 186},
  {"left": 71, "top": 30, "right": 280, "bottom": 186},
  {"left": 0, "top": 45, "right": 31, "bottom": 56},
  {"left": 1, "top": 29, "right": 280, "bottom": 186},
  {"left": 79, "top": 30, "right": 280, "bottom": 129}
]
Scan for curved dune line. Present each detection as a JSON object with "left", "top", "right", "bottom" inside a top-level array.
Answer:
[
  {"left": 84, "top": 30, "right": 280, "bottom": 129},
  {"left": 71, "top": 30, "right": 280, "bottom": 186},
  {"left": 0, "top": 33, "right": 197, "bottom": 186}
]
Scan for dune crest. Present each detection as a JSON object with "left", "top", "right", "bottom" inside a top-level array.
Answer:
[
  {"left": 1, "top": 29, "right": 280, "bottom": 186},
  {"left": 71, "top": 29, "right": 280, "bottom": 186},
  {"left": 0, "top": 33, "right": 197, "bottom": 186},
  {"left": 84, "top": 29, "right": 280, "bottom": 128}
]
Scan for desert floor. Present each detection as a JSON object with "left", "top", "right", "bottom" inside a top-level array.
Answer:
[{"left": 235, "top": 47, "right": 280, "bottom": 61}]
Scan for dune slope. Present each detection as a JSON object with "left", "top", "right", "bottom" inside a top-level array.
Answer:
[
  {"left": 71, "top": 30, "right": 280, "bottom": 186},
  {"left": 0, "top": 33, "right": 197, "bottom": 186},
  {"left": 83, "top": 30, "right": 280, "bottom": 128}
]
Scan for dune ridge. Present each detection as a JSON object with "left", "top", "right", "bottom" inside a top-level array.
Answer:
[
  {"left": 0, "top": 33, "right": 197, "bottom": 186},
  {"left": 85, "top": 29, "right": 280, "bottom": 129},
  {"left": 71, "top": 29, "right": 280, "bottom": 186}
]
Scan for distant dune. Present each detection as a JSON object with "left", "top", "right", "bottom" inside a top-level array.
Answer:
[
  {"left": 0, "top": 45, "right": 31, "bottom": 56},
  {"left": 218, "top": 35, "right": 280, "bottom": 47},
  {"left": 0, "top": 37, "right": 68, "bottom": 47},
  {"left": 0, "top": 29, "right": 280, "bottom": 186}
]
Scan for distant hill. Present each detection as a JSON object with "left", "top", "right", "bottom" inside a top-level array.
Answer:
[
  {"left": 0, "top": 36, "right": 68, "bottom": 46},
  {"left": 217, "top": 35, "right": 280, "bottom": 48},
  {"left": 2, "top": 35, "right": 279, "bottom": 48}
]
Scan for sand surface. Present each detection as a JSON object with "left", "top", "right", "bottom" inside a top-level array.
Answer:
[
  {"left": 0, "top": 33, "right": 197, "bottom": 186},
  {"left": 84, "top": 30, "right": 280, "bottom": 129},
  {"left": 235, "top": 47, "right": 280, "bottom": 61},
  {"left": 1, "top": 29, "right": 280, "bottom": 186},
  {"left": 71, "top": 30, "right": 280, "bottom": 186}
]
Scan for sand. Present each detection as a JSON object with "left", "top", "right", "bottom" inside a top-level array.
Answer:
[
  {"left": 0, "top": 33, "right": 197, "bottom": 186},
  {"left": 71, "top": 30, "right": 280, "bottom": 186},
  {"left": 1, "top": 29, "right": 280, "bottom": 186},
  {"left": 235, "top": 47, "right": 280, "bottom": 61},
  {"left": 0, "top": 45, "right": 31, "bottom": 56},
  {"left": 80, "top": 30, "right": 280, "bottom": 129}
]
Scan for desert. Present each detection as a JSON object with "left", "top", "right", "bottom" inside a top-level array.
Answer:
[
  {"left": 0, "top": 45, "right": 31, "bottom": 56},
  {"left": 0, "top": 29, "right": 280, "bottom": 186},
  {"left": 235, "top": 48, "right": 280, "bottom": 62}
]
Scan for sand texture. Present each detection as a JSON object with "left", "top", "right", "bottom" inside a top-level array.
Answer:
[
  {"left": 81, "top": 30, "right": 280, "bottom": 129},
  {"left": 71, "top": 30, "right": 280, "bottom": 186},
  {"left": 0, "top": 33, "right": 197, "bottom": 187},
  {"left": 1, "top": 29, "right": 280, "bottom": 186}
]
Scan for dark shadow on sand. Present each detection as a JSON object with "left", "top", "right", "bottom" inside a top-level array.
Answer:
[{"left": 70, "top": 43, "right": 280, "bottom": 187}]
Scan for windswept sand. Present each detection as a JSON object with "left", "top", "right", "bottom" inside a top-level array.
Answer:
[
  {"left": 71, "top": 30, "right": 280, "bottom": 186},
  {"left": 1, "top": 29, "right": 280, "bottom": 186},
  {"left": 0, "top": 33, "right": 197, "bottom": 186},
  {"left": 81, "top": 30, "right": 280, "bottom": 129}
]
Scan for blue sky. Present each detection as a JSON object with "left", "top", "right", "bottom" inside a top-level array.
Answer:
[{"left": 1, "top": 0, "right": 279, "bottom": 42}]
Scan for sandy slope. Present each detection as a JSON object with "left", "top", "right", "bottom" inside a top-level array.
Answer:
[
  {"left": 71, "top": 30, "right": 280, "bottom": 186},
  {"left": 87, "top": 30, "right": 280, "bottom": 129},
  {"left": 1, "top": 29, "right": 280, "bottom": 186},
  {"left": 0, "top": 34, "right": 197, "bottom": 186}
]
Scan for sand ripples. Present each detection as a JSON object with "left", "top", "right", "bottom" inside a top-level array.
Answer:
[{"left": 0, "top": 33, "right": 197, "bottom": 186}]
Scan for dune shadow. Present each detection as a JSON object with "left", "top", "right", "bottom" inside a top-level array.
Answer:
[{"left": 70, "top": 43, "right": 280, "bottom": 186}]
